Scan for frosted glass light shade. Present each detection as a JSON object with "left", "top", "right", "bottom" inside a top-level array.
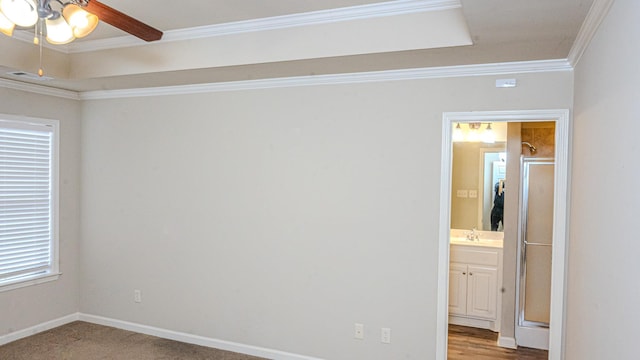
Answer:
[
  {"left": 63, "top": 4, "right": 98, "bottom": 38},
  {"left": 482, "top": 124, "right": 496, "bottom": 144},
  {"left": 46, "top": 16, "right": 75, "bottom": 44},
  {"left": 0, "top": 0, "right": 37, "bottom": 27},
  {"left": 0, "top": 10, "right": 15, "bottom": 36}
]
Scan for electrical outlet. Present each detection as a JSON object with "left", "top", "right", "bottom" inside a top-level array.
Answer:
[
  {"left": 134, "top": 289, "right": 142, "bottom": 303},
  {"left": 354, "top": 323, "right": 364, "bottom": 340},
  {"left": 381, "top": 327, "right": 391, "bottom": 344}
]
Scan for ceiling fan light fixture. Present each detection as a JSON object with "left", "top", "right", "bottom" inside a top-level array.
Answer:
[
  {"left": 45, "top": 13, "right": 75, "bottom": 44},
  {"left": 0, "top": 0, "right": 38, "bottom": 27},
  {"left": 0, "top": 10, "right": 15, "bottom": 36},
  {"left": 63, "top": 3, "right": 97, "bottom": 38}
]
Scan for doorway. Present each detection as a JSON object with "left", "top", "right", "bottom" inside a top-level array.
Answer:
[{"left": 435, "top": 110, "right": 570, "bottom": 360}]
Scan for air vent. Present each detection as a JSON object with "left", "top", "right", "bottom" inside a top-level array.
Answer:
[{"left": 7, "top": 71, "right": 53, "bottom": 81}]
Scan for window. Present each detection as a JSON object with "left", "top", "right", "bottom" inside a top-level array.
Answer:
[{"left": 0, "top": 116, "right": 59, "bottom": 291}]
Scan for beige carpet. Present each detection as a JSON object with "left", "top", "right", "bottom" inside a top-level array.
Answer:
[{"left": 0, "top": 321, "right": 268, "bottom": 360}]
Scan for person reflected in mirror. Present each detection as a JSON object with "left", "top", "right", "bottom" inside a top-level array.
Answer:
[{"left": 490, "top": 180, "right": 505, "bottom": 231}]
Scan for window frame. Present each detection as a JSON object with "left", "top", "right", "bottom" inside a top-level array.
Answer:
[{"left": 0, "top": 114, "right": 60, "bottom": 292}]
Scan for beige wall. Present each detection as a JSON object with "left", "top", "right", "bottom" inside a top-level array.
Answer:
[
  {"left": 569, "top": 0, "right": 640, "bottom": 359},
  {"left": 79, "top": 72, "right": 572, "bottom": 359},
  {"left": 0, "top": 89, "right": 82, "bottom": 336}
]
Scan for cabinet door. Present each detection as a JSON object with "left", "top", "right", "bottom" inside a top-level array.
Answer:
[
  {"left": 466, "top": 265, "right": 497, "bottom": 319},
  {"left": 448, "top": 263, "right": 468, "bottom": 316}
]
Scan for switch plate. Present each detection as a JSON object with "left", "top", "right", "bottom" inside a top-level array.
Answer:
[
  {"left": 468, "top": 190, "right": 478, "bottom": 198},
  {"left": 456, "top": 190, "right": 468, "bottom": 198},
  {"left": 381, "top": 328, "right": 391, "bottom": 344},
  {"left": 354, "top": 323, "right": 364, "bottom": 340},
  {"left": 134, "top": 290, "right": 142, "bottom": 303}
]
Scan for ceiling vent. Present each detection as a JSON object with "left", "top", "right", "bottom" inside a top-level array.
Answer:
[{"left": 7, "top": 71, "right": 53, "bottom": 81}]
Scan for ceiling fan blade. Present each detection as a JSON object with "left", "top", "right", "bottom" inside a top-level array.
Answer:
[{"left": 84, "top": 0, "right": 163, "bottom": 42}]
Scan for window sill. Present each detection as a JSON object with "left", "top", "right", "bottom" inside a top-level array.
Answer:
[{"left": 0, "top": 273, "right": 62, "bottom": 293}]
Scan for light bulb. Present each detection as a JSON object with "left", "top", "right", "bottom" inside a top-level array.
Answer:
[
  {"left": 483, "top": 123, "right": 496, "bottom": 143},
  {"left": 45, "top": 15, "right": 75, "bottom": 44},
  {"left": 63, "top": 4, "right": 98, "bottom": 38},
  {"left": 452, "top": 123, "right": 464, "bottom": 142},
  {"left": 0, "top": 10, "right": 15, "bottom": 36},
  {"left": 0, "top": 0, "right": 38, "bottom": 27}
]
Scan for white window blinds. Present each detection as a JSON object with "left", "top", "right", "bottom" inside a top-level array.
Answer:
[{"left": 0, "top": 120, "right": 55, "bottom": 285}]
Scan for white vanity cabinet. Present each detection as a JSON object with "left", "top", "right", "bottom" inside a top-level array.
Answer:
[{"left": 449, "top": 242, "right": 502, "bottom": 331}]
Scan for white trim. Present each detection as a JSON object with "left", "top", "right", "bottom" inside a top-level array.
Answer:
[
  {"left": 448, "top": 315, "right": 496, "bottom": 331},
  {"left": 0, "top": 78, "right": 80, "bottom": 100},
  {"left": 0, "top": 312, "right": 323, "bottom": 359},
  {"left": 1, "top": 59, "right": 572, "bottom": 101},
  {"left": 498, "top": 336, "right": 517, "bottom": 349},
  {"left": 0, "top": 273, "right": 60, "bottom": 293},
  {"left": 0, "top": 313, "right": 80, "bottom": 346},
  {"left": 10, "top": 0, "right": 458, "bottom": 54},
  {"left": 437, "top": 110, "right": 571, "bottom": 360},
  {"left": 567, "top": 0, "right": 615, "bottom": 67},
  {"left": 64, "top": 0, "right": 460, "bottom": 53},
  {"left": 0, "top": 114, "right": 61, "bottom": 293},
  {"left": 80, "top": 59, "right": 572, "bottom": 100},
  {"left": 78, "top": 314, "right": 323, "bottom": 360}
]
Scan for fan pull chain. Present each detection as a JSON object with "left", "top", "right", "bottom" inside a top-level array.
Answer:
[{"left": 38, "top": 19, "right": 44, "bottom": 77}]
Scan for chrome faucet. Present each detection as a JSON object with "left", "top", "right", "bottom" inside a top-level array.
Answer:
[{"left": 466, "top": 228, "right": 479, "bottom": 241}]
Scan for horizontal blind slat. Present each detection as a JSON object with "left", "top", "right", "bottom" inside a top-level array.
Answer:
[{"left": 0, "top": 121, "right": 54, "bottom": 283}]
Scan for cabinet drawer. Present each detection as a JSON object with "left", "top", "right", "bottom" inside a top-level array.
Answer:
[{"left": 450, "top": 247, "right": 499, "bottom": 266}]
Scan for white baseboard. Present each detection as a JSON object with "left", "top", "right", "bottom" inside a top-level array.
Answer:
[
  {"left": 449, "top": 315, "right": 497, "bottom": 332},
  {"left": 498, "top": 335, "right": 517, "bottom": 349},
  {"left": 0, "top": 313, "right": 80, "bottom": 346},
  {"left": 78, "top": 313, "right": 323, "bottom": 360}
]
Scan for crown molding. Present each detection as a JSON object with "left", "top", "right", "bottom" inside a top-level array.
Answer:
[
  {"left": 1, "top": 59, "right": 571, "bottom": 100},
  {"left": 66, "top": 0, "right": 460, "bottom": 53},
  {"left": 79, "top": 59, "right": 572, "bottom": 100},
  {"left": 567, "top": 0, "right": 615, "bottom": 67},
  {"left": 0, "top": 78, "right": 80, "bottom": 100}
]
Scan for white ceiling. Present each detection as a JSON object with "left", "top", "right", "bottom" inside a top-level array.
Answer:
[{"left": 0, "top": 0, "right": 594, "bottom": 92}]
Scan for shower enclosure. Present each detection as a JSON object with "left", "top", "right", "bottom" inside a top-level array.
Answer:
[{"left": 515, "top": 157, "right": 555, "bottom": 350}]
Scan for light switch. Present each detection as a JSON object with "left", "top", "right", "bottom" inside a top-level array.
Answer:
[
  {"left": 468, "top": 190, "right": 478, "bottom": 198},
  {"left": 457, "top": 190, "right": 468, "bottom": 198}
]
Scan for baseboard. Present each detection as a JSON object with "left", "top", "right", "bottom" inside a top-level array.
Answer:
[
  {"left": 0, "top": 312, "right": 80, "bottom": 346},
  {"left": 78, "top": 313, "right": 323, "bottom": 360},
  {"left": 448, "top": 315, "right": 497, "bottom": 331},
  {"left": 498, "top": 335, "right": 517, "bottom": 349}
]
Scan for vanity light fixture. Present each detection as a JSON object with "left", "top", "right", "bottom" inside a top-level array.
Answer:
[
  {"left": 452, "top": 122, "right": 496, "bottom": 143},
  {"left": 482, "top": 123, "right": 495, "bottom": 144},
  {"left": 453, "top": 123, "right": 464, "bottom": 142},
  {"left": 467, "top": 122, "right": 481, "bottom": 142}
]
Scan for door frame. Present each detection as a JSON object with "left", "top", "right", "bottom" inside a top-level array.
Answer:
[{"left": 435, "top": 109, "right": 571, "bottom": 360}]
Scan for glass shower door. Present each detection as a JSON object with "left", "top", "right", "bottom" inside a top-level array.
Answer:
[{"left": 516, "top": 157, "right": 555, "bottom": 350}]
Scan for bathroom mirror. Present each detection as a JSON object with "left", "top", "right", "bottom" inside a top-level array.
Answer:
[{"left": 450, "top": 141, "right": 506, "bottom": 231}]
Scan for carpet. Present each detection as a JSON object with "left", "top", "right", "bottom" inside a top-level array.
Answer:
[{"left": 0, "top": 321, "right": 268, "bottom": 360}]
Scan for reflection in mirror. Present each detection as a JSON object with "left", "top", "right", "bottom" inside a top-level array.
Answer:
[
  {"left": 450, "top": 122, "right": 507, "bottom": 232},
  {"left": 480, "top": 151, "right": 506, "bottom": 231}
]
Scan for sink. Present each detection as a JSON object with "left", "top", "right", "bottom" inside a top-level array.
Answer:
[{"left": 449, "top": 236, "right": 504, "bottom": 248}]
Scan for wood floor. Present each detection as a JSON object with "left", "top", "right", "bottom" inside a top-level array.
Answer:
[{"left": 448, "top": 325, "right": 548, "bottom": 360}]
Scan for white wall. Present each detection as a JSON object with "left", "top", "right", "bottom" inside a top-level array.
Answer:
[
  {"left": 80, "top": 72, "right": 572, "bottom": 359},
  {"left": 0, "top": 89, "right": 82, "bottom": 336},
  {"left": 568, "top": 1, "right": 640, "bottom": 359}
]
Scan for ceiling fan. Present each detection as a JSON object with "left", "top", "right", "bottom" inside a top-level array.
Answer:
[
  {"left": 82, "top": 0, "right": 162, "bottom": 42},
  {"left": 0, "top": 0, "right": 163, "bottom": 43}
]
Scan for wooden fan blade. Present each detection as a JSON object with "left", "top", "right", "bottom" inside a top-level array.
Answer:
[{"left": 84, "top": 0, "right": 163, "bottom": 42}]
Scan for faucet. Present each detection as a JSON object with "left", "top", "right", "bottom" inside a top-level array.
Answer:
[{"left": 466, "top": 228, "right": 479, "bottom": 241}]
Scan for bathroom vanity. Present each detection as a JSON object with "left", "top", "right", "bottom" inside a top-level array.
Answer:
[{"left": 449, "top": 230, "right": 503, "bottom": 332}]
